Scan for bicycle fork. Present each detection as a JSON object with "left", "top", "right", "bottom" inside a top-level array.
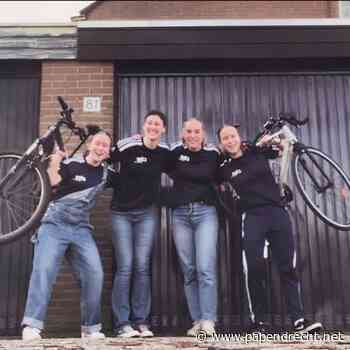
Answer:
[{"left": 295, "top": 145, "right": 334, "bottom": 194}]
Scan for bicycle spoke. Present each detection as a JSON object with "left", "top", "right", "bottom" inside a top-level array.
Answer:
[
  {"left": 6, "top": 185, "right": 41, "bottom": 200},
  {"left": 5, "top": 200, "right": 23, "bottom": 229},
  {"left": 9, "top": 193, "right": 41, "bottom": 203},
  {"left": 6, "top": 202, "right": 12, "bottom": 236},
  {"left": 5, "top": 197, "right": 22, "bottom": 236},
  {"left": 6, "top": 194, "right": 36, "bottom": 211},
  {"left": 6, "top": 181, "right": 34, "bottom": 196},
  {"left": 5, "top": 197, "right": 33, "bottom": 219}
]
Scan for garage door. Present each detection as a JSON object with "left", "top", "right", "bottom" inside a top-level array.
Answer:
[
  {"left": 0, "top": 62, "right": 41, "bottom": 336},
  {"left": 117, "top": 69, "right": 350, "bottom": 331}
]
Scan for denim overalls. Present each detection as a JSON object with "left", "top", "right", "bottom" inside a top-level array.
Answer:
[{"left": 22, "top": 163, "right": 108, "bottom": 334}]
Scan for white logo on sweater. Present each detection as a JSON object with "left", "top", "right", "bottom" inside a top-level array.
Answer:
[
  {"left": 73, "top": 175, "right": 87, "bottom": 183},
  {"left": 134, "top": 156, "right": 148, "bottom": 164},
  {"left": 179, "top": 155, "right": 190, "bottom": 162},
  {"left": 231, "top": 169, "right": 242, "bottom": 178}
]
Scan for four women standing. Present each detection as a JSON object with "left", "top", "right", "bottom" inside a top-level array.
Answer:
[{"left": 22, "top": 111, "right": 321, "bottom": 340}]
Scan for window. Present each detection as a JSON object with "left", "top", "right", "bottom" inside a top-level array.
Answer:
[{"left": 339, "top": 0, "right": 350, "bottom": 17}]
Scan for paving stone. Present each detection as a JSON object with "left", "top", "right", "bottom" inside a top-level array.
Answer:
[{"left": 1, "top": 337, "right": 350, "bottom": 350}]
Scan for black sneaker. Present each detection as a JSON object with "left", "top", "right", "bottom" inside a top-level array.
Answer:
[{"left": 294, "top": 318, "right": 323, "bottom": 333}]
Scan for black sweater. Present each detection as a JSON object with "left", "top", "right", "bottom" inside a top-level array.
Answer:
[
  {"left": 218, "top": 146, "right": 281, "bottom": 212},
  {"left": 110, "top": 136, "right": 170, "bottom": 211},
  {"left": 163, "top": 142, "right": 220, "bottom": 207}
]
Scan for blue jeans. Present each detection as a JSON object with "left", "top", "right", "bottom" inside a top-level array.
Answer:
[
  {"left": 22, "top": 220, "right": 104, "bottom": 333},
  {"left": 172, "top": 203, "right": 219, "bottom": 322},
  {"left": 111, "top": 206, "right": 158, "bottom": 329}
]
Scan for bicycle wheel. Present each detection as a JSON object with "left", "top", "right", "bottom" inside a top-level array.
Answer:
[
  {"left": 0, "top": 152, "right": 51, "bottom": 244},
  {"left": 292, "top": 146, "right": 350, "bottom": 231}
]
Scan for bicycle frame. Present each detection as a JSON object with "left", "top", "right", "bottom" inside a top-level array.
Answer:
[
  {"left": 0, "top": 119, "right": 87, "bottom": 194},
  {"left": 258, "top": 125, "right": 298, "bottom": 197},
  {"left": 260, "top": 124, "right": 334, "bottom": 197}
]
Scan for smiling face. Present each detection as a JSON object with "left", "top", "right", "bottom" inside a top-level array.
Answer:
[
  {"left": 143, "top": 114, "right": 166, "bottom": 142},
  {"left": 219, "top": 126, "right": 243, "bottom": 158},
  {"left": 86, "top": 132, "right": 111, "bottom": 166},
  {"left": 182, "top": 119, "right": 205, "bottom": 151}
]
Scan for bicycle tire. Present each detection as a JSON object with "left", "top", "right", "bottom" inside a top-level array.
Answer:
[
  {"left": 292, "top": 146, "right": 350, "bottom": 231},
  {"left": 0, "top": 152, "right": 51, "bottom": 244}
]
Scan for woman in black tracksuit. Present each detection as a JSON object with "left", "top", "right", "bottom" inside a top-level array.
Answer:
[{"left": 217, "top": 124, "right": 323, "bottom": 333}]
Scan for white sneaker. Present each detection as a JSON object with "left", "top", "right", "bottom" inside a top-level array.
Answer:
[
  {"left": 81, "top": 331, "right": 106, "bottom": 339},
  {"left": 201, "top": 320, "right": 216, "bottom": 336},
  {"left": 22, "top": 326, "right": 42, "bottom": 341},
  {"left": 116, "top": 325, "right": 140, "bottom": 338},
  {"left": 137, "top": 324, "right": 154, "bottom": 337},
  {"left": 187, "top": 321, "right": 201, "bottom": 337}
]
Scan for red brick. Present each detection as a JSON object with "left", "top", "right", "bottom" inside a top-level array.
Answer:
[
  {"left": 65, "top": 74, "right": 90, "bottom": 81},
  {"left": 90, "top": 73, "right": 114, "bottom": 80},
  {"left": 89, "top": 87, "right": 113, "bottom": 94},
  {"left": 43, "top": 74, "right": 66, "bottom": 82},
  {"left": 85, "top": 1, "right": 338, "bottom": 20},
  {"left": 51, "top": 67, "right": 79, "bottom": 74},
  {"left": 64, "top": 87, "right": 91, "bottom": 95},
  {"left": 78, "top": 66, "right": 103, "bottom": 74},
  {"left": 78, "top": 80, "right": 102, "bottom": 88},
  {"left": 102, "top": 80, "right": 114, "bottom": 88}
]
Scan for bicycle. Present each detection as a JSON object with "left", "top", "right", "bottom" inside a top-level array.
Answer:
[
  {"left": 253, "top": 113, "right": 350, "bottom": 231},
  {"left": 0, "top": 96, "right": 100, "bottom": 244}
]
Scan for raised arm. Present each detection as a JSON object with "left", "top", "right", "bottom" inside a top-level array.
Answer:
[{"left": 46, "top": 150, "right": 67, "bottom": 186}]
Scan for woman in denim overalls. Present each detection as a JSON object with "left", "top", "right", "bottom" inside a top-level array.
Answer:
[{"left": 21, "top": 132, "right": 111, "bottom": 341}]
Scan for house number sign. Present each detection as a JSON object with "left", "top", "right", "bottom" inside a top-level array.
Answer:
[{"left": 83, "top": 97, "right": 101, "bottom": 112}]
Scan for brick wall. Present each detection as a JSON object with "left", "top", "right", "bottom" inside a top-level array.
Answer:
[
  {"left": 39, "top": 61, "right": 115, "bottom": 335},
  {"left": 84, "top": 0, "right": 339, "bottom": 20}
]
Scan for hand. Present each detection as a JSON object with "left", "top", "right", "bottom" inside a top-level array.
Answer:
[
  {"left": 257, "top": 135, "right": 282, "bottom": 147},
  {"left": 256, "top": 135, "right": 272, "bottom": 147},
  {"left": 49, "top": 150, "right": 67, "bottom": 168},
  {"left": 241, "top": 141, "right": 251, "bottom": 151}
]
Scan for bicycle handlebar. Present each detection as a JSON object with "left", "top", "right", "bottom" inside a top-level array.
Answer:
[
  {"left": 40, "top": 98, "right": 104, "bottom": 156},
  {"left": 57, "top": 96, "right": 68, "bottom": 111},
  {"left": 279, "top": 112, "right": 309, "bottom": 127},
  {"left": 56, "top": 96, "right": 88, "bottom": 141},
  {"left": 57, "top": 96, "right": 74, "bottom": 125},
  {"left": 263, "top": 113, "right": 309, "bottom": 131}
]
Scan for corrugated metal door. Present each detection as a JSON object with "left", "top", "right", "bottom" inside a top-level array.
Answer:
[
  {"left": 0, "top": 63, "right": 41, "bottom": 336},
  {"left": 117, "top": 72, "right": 350, "bottom": 331}
]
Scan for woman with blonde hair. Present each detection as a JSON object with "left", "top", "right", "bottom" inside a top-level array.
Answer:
[{"left": 164, "top": 118, "right": 220, "bottom": 336}]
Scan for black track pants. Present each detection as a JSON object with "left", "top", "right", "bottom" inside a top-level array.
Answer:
[{"left": 241, "top": 205, "right": 304, "bottom": 324}]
